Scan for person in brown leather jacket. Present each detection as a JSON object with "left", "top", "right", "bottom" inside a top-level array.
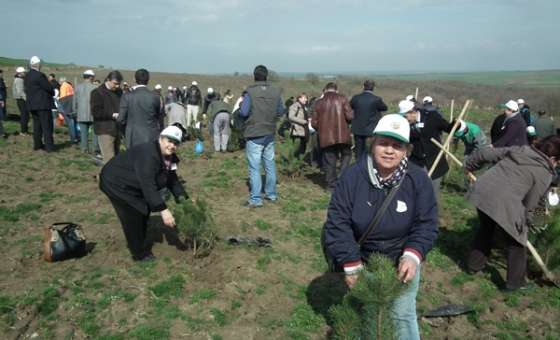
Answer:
[{"left": 311, "top": 82, "right": 354, "bottom": 192}]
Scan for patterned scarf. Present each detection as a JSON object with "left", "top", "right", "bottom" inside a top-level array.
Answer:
[{"left": 367, "top": 155, "right": 408, "bottom": 189}]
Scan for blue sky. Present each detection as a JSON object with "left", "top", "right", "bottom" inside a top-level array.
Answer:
[{"left": 1, "top": 0, "right": 559, "bottom": 74}]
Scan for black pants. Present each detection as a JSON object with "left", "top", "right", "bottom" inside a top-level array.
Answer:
[
  {"left": 16, "top": 99, "right": 30, "bottom": 133},
  {"left": 354, "top": 135, "right": 368, "bottom": 160},
  {"left": 109, "top": 197, "right": 150, "bottom": 260},
  {"left": 31, "top": 110, "right": 54, "bottom": 151},
  {"left": 291, "top": 136, "right": 307, "bottom": 158},
  {"left": 322, "top": 144, "right": 352, "bottom": 191},
  {"left": 467, "top": 209, "right": 527, "bottom": 289}
]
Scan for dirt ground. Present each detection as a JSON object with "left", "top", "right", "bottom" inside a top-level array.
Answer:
[{"left": 0, "top": 120, "right": 559, "bottom": 340}]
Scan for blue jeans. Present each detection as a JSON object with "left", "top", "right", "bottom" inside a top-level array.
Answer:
[
  {"left": 391, "top": 264, "right": 421, "bottom": 340},
  {"left": 246, "top": 139, "right": 277, "bottom": 204},
  {"left": 78, "top": 122, "right": 99, "bottom": 153}
]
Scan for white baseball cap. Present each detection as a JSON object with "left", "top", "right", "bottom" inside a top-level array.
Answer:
[
  {"left": 191, "top": 81, "right": 198, "bottom": 86},
  {"left": 154, "top": 84, "right": 162, "bottom": 90},
  {"left": 168, "top": 86, "right": 173, "bottom": 91},
  {"left": 505, "top": 100, "right": 519, "bottom": 112},
  {"left": 405, "top": 95, "right": 414, "bottom": 101},
  {"left": 83, "top": 69, "right": 95, "bottom": 76},
  {"left": 30, "top": 56, "right": 41, "bottom": 65},
  {"left": 526, "top": 126, "right": 536, "bottom": 136},
  {"left": 182, "top": 85, "right": 187, "bottom": 90},
  {"left": 517, "top": 98, "right": 525, "bottom": 104},
  {"left": 160, "top": 126, "right": 183, "bottom": 143},
  {"left": 16, "top": 66, "right": 26, "bottom": 73},
  {"left": 398, "top": 100, "right": 415, "bottom": 114},
  {"left": 454, "top": 120, "right": 467, "bottom": 137},
  {"left": 373, "top": 114, "right": 410, "bottom": 143},
  {"left": 207, "top": 87, "right": 214, "bottom": 94},
  {"left": 423, "top": 96, "right": 433, "bottom": 103}
]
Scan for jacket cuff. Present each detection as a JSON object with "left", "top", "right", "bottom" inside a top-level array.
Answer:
[
  {"left": 402, "top": 248, "right": 422, "bottom": 265},
  {"left": 151, "top": 203, "right": 167, "bottom": 212},
  {"left": 343, "top": 260, "right": 364, "bottom": 275}
]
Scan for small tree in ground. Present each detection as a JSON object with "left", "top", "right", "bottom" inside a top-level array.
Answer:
[
  {"left": 531, "top": 208, "right": 560, "bottom": 272},
  {"left": 172, "top": 198, "right": 217, "bottom": 258},
  {"left": 276, "top": 132, "right": 306, "bottom": 178},
  {"left": 329, "top": 254, "right": 407, "bottom": 340}
]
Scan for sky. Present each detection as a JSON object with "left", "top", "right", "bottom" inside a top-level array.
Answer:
[{"left": 1, "top": 0, "right": 559, "bottom": 74}]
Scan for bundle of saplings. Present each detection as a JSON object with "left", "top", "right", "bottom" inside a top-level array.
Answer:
[
  {"left": 172, "top": 198, "right": 217, "bottom": 257},
  {"left": 329, "top": 254, "right": 407, "bottom": 340}
]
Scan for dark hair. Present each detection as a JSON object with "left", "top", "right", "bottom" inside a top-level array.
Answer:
[
  {"left": 49, "top": 73, "right": 56, "bottom": 78},
  {"left": 363, "top": 80, "right": 375, "bottom": 91},
  {"left": 324, "top": 82, "right": 338, "bottom": 91},
  {"left": 83, "top": 74, "right": 94, "bottom": 80},
  {"left": 135, "top": 69, "right": 150, "bottom": 85},
  {"left": 535, "top": 135, "right": 560, "bottom": 159},
  {"left": 253, "top": 65, "right": 268, "bottom": 81},
  {"left": 105, "top": 70, "right": 123, "bottom": 82},
  {"left": 538, "top": 110, "right": 547, "bottom": 116}
]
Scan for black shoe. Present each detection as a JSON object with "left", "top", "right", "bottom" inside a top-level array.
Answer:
[
  {"left": 133, "top": 253, "right": 156, "bottom": 262},
  {"left": 503, "top": 282, "right": 536, "bottom": 293}
]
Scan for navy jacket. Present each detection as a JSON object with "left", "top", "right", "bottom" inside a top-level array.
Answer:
[
  {"left": 323, "top": 156, "right": 438, "bottom": 266},
  {"left": 24, "top": 69, "right": 55, "bottom": 111},
  {"left": 492, "top": 113, "right": 528, "bottom": 148},
  {"left": 349, "top": 91, "right": 387, "bottom": 136}
]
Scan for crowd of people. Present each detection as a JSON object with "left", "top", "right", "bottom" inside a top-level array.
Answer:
[{"left": 1, "top": 56, "right": 559, "bottom": 340}]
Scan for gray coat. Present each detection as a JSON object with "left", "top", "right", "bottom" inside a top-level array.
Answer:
[
  {"left": 165, "top": 102, "right": 187, "bottom": 128},
  {"left": 118, "top": 86, "right": 162, "bottom": 149},
  {"left": 288, "top": 102, "right": 307, "bottom": 137},
  {"left": 465, "top": 146, "right": 555, "bottom": 245},
  {"left": 12, "top": 77, "right": 26, "bottom": 100},
  {"left": 73, "top": 80, "right": 97, "bottom": 122}
]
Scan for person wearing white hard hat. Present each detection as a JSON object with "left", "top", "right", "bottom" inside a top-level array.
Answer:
[
  {"left": 74, "top": 69, "right": 99, "bottom": 154},
  {"left": 24, "top": 56, "right": 57, "bottom": 152},
  {"left": 13, "top": 67, "right": 30, "bottom": 135},
  {"left": 413, "top": 96, "right": 453, "bottom": 201},
  {"left": 492, "top": 100, "right": 528, "bottom": 148},
  {"left": 323, "top": 113, "right": 438, "bottom": 340},
  {"left": 203, "top": 87, "right": 217, "bottom": 114},
  {"left": 185, "top": 81, "right": 202, "bottom": 127},
  {"left": 100, "top": 125, "right": 188, "bottom": 262},
  {"left": 516, "top": 98, "right": 533, "bottom": 127}
]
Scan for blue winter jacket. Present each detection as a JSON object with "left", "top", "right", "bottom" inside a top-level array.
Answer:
[{"left": 323, "top": 156, "right": 439, "bottom": 266}]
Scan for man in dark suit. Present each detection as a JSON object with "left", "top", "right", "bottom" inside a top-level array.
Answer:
[
  {"left": 349, "top": 80, "right": 388, "bottom": 159},
  {"left": 118, "top": 69, "right": 162, "bottom": 149},
  {"left": 24, "top": 56, "right": 56, "bottom": 152}
]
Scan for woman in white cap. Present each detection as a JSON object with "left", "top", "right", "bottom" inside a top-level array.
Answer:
[
  {"left": 13, "top": 67, "right": 29, "bottom": 135},
  {"left": 322, "top": 114, "right": 438, "bottom": 340},
  {"left": 492, "top": 100, "right": 528, "bottom": 148},
  {"left": 99, "top": 126, "right": 188, "bottom": 261}
]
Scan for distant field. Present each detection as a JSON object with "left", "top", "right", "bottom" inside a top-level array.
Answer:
[{"left": 376, "top": 70, "right": 560, "bottom": 88}]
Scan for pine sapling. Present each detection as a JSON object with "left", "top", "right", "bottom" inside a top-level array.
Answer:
[
  {"left": 277, "top": 131, "right": 306, "bottom": 178},
  {"left": 329, "top": 254, "right": 407, "bottom": 340},
  {"left": 172, "top": 198, "right": 217, "bottom": 257}
]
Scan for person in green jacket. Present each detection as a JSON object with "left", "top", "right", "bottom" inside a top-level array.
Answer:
[
  {"left": 454, "top": 120, "right": 489, "bottom": 155},
  {"left": 534, "top": 111, "right": 556, "bottom": 139}
]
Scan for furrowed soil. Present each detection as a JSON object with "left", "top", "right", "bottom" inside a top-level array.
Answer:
[{"left": 0, "top": 111, "right": 559, "bottom": 338}]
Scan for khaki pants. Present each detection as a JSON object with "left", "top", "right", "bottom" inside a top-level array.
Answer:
[{"left": 98, "top": 134, "right": 120, "bottom": 164}]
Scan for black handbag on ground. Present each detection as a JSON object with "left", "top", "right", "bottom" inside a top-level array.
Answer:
[
  {"left": 321, "top": 182, "right": 402, "bottom": 272},
  {"left": 43, "top": 222, "right": 87, "bottom": 262}
]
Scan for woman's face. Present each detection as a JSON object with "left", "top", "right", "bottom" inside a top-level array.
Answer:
[
  {"left": 159, "top": 137, "right": 179, "bottom": 156},
  {"left": 372, "top": 136, "right": 407, "bottom": 174}
]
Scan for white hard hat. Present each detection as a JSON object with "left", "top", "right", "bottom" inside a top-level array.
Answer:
[
  {"left": 83, "top": 69, "right": 95, "bottom": 76},
  {"left": 160, "top": 126, "right": 183, "bottom": 143},
  {"left": 191, "top": 81, "right": 198, "bottom": 86},
  {"left": 454, "top": 120, "right": 467, "bottom": 137},
  {"left": 406, "top": 95, "right": 414, "bottom": 101},
  {"left": 398, "top": 100, "right": 415, "bottom": 114},
  {"left": 373, "top": 114, "right": 410, "bottom": 143},
  {"left": 517, "top": 98, "right": 525, "bottom": 104},
  {"left": 423, "top": 96, "right": 433, "bottom": 103},
  {"left": 30, "top": 56, "right": 41, "bottom": 65},
  {"left": 16, "top": 66, "right": 26, "bottom": 73},
  {"left": 207, "top": 87, "right": 214, "bottom": 94},
  {"left": 154, "top": 84, "right": 162, "bottom": 90},
  {"left": 182, "top": 85, "right": 187, "bottom": 90},
  {"left": 168, "top": 86, "right": 173, "bottom": 91},
  {"left": 526, "top": 126, "right": 536, "bottom": 136},
  {"left": 505, "top": 100, "right": 519, "bottom": 112}
]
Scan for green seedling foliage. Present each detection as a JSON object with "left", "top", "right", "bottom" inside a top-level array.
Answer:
[
  {"left": 329, "top": 254, "right": 406, "bottom": 340},
  {"left": 173, "top": 198, "right": 217, "bottom": 257},
  {"left": 276, "top": 132, "right": 307, "bottom": 178},
  {"left": 531, "top": 208, "right": 560, "bottom": 271},
  {"left": 37, "top": 287, "right": 62, "bottom": 316}
]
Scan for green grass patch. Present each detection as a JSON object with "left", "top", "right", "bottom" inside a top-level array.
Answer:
[
  {"left": 149, "top": 275, "right": 185, "bottom": 300},
  {"left": 190, "top": 288, "right": 216, "bottom": 304},
  {"left": 210, "top": 307, "right": 227, "bottom": 326},
  {"left": 0, "top": 202, "right": 42, "bottom": 222}
]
